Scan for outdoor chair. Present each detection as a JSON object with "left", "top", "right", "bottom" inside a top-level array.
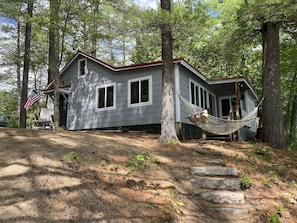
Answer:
[{"left": 32, "top": 108, "right": 54, "bottom": 130}]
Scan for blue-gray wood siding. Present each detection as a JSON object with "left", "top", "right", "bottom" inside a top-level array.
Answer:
[{"left": 61, "top": 56, "right": 163, "bottom": 130}]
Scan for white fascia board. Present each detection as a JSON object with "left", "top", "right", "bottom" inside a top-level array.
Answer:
[
  {"left": 179, "top": 60, "right": 208, "bottom": 82},
  {"left": 209, "top": 78, "right": 258, "bottom": 100}
]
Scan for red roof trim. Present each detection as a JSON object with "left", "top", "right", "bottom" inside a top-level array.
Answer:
[{"left": 73, "top": 50, "right": 184, "bottom": 71}]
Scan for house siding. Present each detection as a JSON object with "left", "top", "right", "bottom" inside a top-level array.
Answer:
[
  {"left": 62, "top": 57, "right": 163, "bottom": 130},
  {"left": 57, "top": 52, "right": 258, "bottom": 141}
]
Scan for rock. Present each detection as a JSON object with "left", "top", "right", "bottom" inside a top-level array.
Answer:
[
  {"left": 210, "top": 207, "right": 249, "bottom": 214},
  {"left": 191, "top": 166, "right": 238, "bottom": 176},
  {"left": 199, "top": 191, "right": 245, "bottom": 204},
  {"left": 191, "top": 177, "right": 241, "bottom": 191}
]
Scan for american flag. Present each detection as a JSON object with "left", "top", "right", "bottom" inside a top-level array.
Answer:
[{"left": 24, "top": 90, "right": 41, "bottom": 111}]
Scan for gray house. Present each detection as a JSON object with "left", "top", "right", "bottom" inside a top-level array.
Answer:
[{"left": 45, "top": 51, "right": 258, "bottom": 140}]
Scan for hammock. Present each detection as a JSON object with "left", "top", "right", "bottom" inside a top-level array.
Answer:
[{"left": 179, "top": 95, "right": 263, "bottom": 135}]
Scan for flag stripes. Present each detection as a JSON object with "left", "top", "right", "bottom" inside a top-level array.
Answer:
[{"left": 24, "top": 90, "right": 41, "bottom": 111}]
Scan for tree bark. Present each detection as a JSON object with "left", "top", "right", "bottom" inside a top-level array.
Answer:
[
  {"left": 159, "top": 0, "right": 179, "bottom": 142},
  {"left": 49, "top": 0, "right": 61, "bottom": 131},
  {"left": 20, "top": 1, "right": 33, "bottom": 128},
  {"left": 290, "top": 94, "right": 297, "bottom": 142},
  {"left": 261, "top": 21, "right": 286, "bottom": 149}
]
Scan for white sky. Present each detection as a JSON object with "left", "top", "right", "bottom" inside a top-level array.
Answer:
[{"left": 134, "top": 0, "right": 158, "bottom": 9}]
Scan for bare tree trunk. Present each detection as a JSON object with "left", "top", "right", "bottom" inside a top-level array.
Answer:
[
  {"left": 290, "top": 94, "right": 297, "bottom": 142},
  {"left": 17, "top": 21, "right": 21, "bottom": 121},
  {"left": 159, "top": 0, "right": 179, "bottom": 142},
  {"left": 20, "top": 1, "right": 33, "bottom": 128},
  {"left": 261, "top": 21, "right": 286, "bottom": 149},
  {"left": 49, "top": 0, "right": 61, "bottom": 131}
]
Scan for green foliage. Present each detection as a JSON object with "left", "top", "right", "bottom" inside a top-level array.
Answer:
[
  {"left": 268, "top": 214, "right": 280, "bottom": 223},
  {"left": 253, "top": 143, "right": 272, "bottom": 162},
  {"left": 126, "top": 152, "right": 159, "bottom": 172},
  {"left": 0, "top": 91, "right": 19, "bottom": 127},
  {"left": 261, "top": 177, "right": 271, "bottom": 187},
  {"left": 64, "top": 151, "right": 79, "bottom": 161},
  {"left": 167, "top": 137, "right": 176, "bottom": 145},
  {"left": 291, "top": 180, "right": 297, "bottom": 188},
  {"left": 240, "top": 175, "right": 253, "bottom": 190}
]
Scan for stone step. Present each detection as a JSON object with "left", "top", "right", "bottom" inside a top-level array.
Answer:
[
  {"left": 199, "top": 158, "right": 224, "bottom": 166},
  {"left": 191, "top": 177, "right": 241, "bottom": 191},
  {"left": 191, "top": 166, "right": 238, "bottom": 177},
  {"left": 209, "top": 207, "right": 249, "bottom": 215},
  {"left": 198, "top": 191, "right": 245, "bottom": 204}
]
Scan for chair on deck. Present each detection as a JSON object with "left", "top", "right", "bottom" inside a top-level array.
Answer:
[{"left": 32, "top": 108, "right": 54, "bottom": 130}]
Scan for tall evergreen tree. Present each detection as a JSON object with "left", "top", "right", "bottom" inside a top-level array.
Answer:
[
  {"left": 48, "top": 0, "right": 61, "bottom": 131},
  {"left": 20, "top": 0, "right": 33, "bottom": 128},
  {"left": 159, "top": 0, "right": 179, "bottom": 142}
]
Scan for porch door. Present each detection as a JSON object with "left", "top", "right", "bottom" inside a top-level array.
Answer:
[{"left": 59, "top": 95, "right": 68, "bottom": 127}]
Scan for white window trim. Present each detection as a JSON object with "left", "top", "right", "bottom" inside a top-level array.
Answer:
[
  {"left": 189, "top": 78, "right": 215, "bottom": 110},
  {"left": 95, "top": 83, "right": 116, "bottom": 111},
  {"left": 78, "top": 58, "right": 87, "bottom": 79},
  {"left": 208, "top": 92, "right": 217, "bottom": 116},
  {"left": 128, "top": 75, "right": 152, "bottom": 108},
  {"left": 219, "top": 95, "right": 244, "bottom": 118}
]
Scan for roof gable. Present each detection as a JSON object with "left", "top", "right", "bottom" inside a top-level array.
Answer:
[{"left": 58, "top": 50, "right": 257, "bottom": 98}]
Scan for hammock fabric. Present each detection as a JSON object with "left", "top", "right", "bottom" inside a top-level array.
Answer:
[{"left": 179, "top": 95, "right": 262, "bottom": 135}]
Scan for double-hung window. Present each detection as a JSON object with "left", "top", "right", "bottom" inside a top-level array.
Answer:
[
  {"left": 128, "top": 76, "right": 152, "bottom": 107},
  {"left": 96, "top": 84, "right": 116, "bottom": 111},
  {"left": 78, "top": 59, "right": 87, "bottom": 78}
]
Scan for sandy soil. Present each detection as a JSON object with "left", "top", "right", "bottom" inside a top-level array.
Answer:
[{"left": 0, "top": 128, "right": 296, "bottom": 223}]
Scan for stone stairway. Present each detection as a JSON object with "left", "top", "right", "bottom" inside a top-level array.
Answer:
[{"left": 190, "top": 149, "right": 250, "bottom": 223}]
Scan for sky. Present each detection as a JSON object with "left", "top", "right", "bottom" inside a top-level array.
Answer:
[{"left": 134, "top": 0, "right": 158, "bottom": 9}]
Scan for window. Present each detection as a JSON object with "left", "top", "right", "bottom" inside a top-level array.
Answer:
[
  {"left": 78, "top": 59, "right": 87, "bottom": 77},
  {"left": 128, "top": 76, "right": 152, "bottom": 107},
  {"left": 209, "top": 94, "right": 216, "bottom": 115},
  {"left": 190, "top": 80, "right": 200, "bottom": 107},
  {"left": 189, "top": 79, "right": 210, "bottom": 109},
  {"left": 96, "top": 84, "right": 116, "bottom": 111},
  {"left": 219, "top": 97, "right": 236, "bottom": 117}
]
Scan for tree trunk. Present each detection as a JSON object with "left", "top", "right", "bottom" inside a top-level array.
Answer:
[
  {"left": 20, "top": 1, "right": 33, "bottom": 128},
  {"left": 49, "top": 0, "right": 61, "bottom": 131},
  {"left": 290, "top": 94, "right": 297, "bottom": 142},
  {"left": 159, "top": 0, "right": 179, "bottom": 142},
  {"left": 261, "top": 21, "right": 286, "bottom": 149},
  {"left": 17, "top": 21, "right": 21, "bottom": 118}
]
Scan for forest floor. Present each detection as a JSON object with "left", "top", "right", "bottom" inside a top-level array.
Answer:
[{"left": 0, "top": 128, "right": 297, "bottom": 223}]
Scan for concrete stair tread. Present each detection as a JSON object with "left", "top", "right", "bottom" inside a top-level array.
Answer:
[
  {"left": 209, "top": 207, "right": 249, "bottom": 214},
  {"left": 191, "top": 177, "right": 241, "bottom": 191},
  {"left": 197, "top": 190, "right": 245, "bottom": 204},
  {"left": 199, "top": 158, "right": 224, "bottom": 166},
  {"left": 191, "top": 166, "right": 238, "bottom": 176}
]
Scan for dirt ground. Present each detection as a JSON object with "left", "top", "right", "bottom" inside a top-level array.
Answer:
[{"left": 0, "top": 128, "right": 297, "bottom": 223}]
